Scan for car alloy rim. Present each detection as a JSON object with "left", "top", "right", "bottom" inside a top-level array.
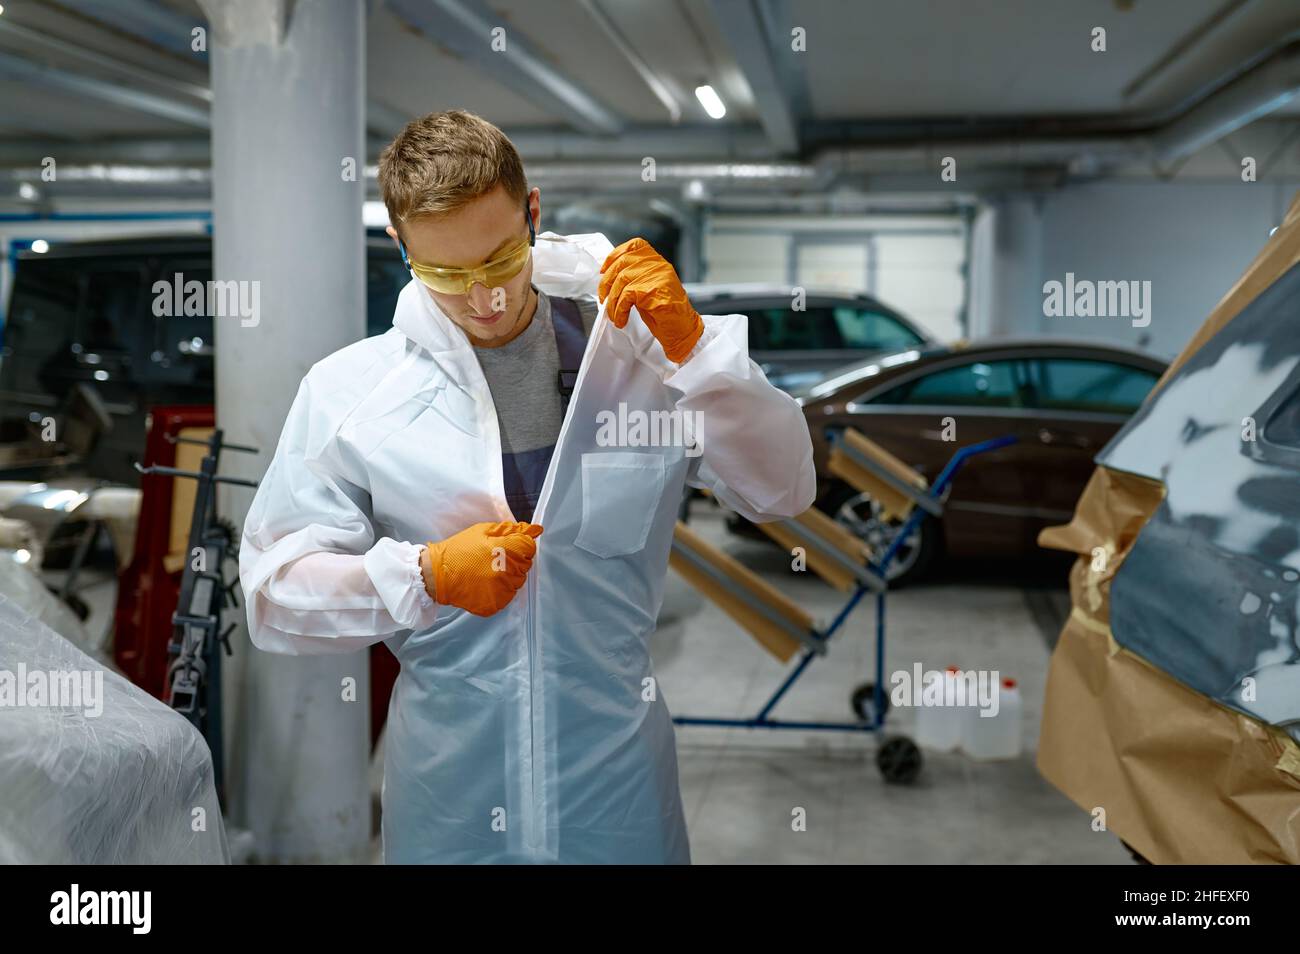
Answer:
[{"left": 834, "top": 492, "right": 921, "bottom": 579}]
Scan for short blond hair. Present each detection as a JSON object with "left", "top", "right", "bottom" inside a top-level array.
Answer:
[{"left": 378, "top": 110, "right": 527, "bottom": 230}]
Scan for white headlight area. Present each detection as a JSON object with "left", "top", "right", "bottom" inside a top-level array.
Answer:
[
  {"left": 41, "top": 490, "right": 89, "bottom": 510},
  {"left": 30, "top": 239, "right": 49, "bottom": 253}
]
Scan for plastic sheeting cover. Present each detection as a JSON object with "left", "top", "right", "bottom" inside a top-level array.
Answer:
[
  {"left": 0, "top": 594, "right": 229, "bottom": 863},
  {"left": 0, "top": 557, "right": 90, "bottom": 654}
]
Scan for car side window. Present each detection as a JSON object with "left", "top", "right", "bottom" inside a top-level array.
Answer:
[
  {"left": 752, "top": 307, "right": 840, "bottom": 350},
  {"left": 871, "top": 359, "right": 1024, "bottom": 408},
  {"left": 833, "top": 307, "right": 924, "bottom": 350},
  {"left": 1034, "top": 358, "right": 1159, "bottom": 414}
]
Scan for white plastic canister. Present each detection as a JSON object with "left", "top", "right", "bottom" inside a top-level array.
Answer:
[
  {"left": 963, "top": 676, "right": 1022, "bottom": 760},
  {"left": 915, "top": 665, "right": 963, "bottom": 752}
]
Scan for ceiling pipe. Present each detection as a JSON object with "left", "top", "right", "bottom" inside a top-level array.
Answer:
[
  {"left": 1122, "top": 0, "right": 1259, "bottom": 100},
  {"left": 575, "top": 0, "right": 682, "bottom": 123},
  {"left": 1153, "top": 37, "right": 1300, "bottom": 161},
  {"left": 0, "top": 16, "right": 211, "bottom": 101},
  {"left": 0, "top": 51, "right": 210, "bottom": 128},
  {"left": 9, "top": 31, "right": 1300, "bottom": 198},
  {"left": 386, "top": 0, "right": 624, "bottom": 136},
  {"left": 56, "top": 0, "right": 215, "bottom": 61},
  {"left": 56, "top": 0, "right": 410, "bottom": 137}
]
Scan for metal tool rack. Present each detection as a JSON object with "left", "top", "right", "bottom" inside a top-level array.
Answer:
[{"left": 135, "top": 429, "right": 258, "bottom": 807}]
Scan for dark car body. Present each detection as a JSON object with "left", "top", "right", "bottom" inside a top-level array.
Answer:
[
  {"left": 0, "top": 234, "right": 408, "bottom": 484},
  {"left": 796, "top": 339, "right": 1167, "bottom": 570},
  {"left": 684, "top": 284, "right": 931, "bottom": 392}
]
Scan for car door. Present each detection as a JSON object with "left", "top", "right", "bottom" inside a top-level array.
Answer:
[
  {"left": 1020, "top": 356, "right": 1161, "bottom": 533},
  {"left": 843, "top": 356, "right": 1041, "bottom": 556}
]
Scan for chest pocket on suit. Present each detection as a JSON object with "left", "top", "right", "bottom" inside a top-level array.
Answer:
[{"left": 574, "top": 451, "right": 665, "bottom": 558}]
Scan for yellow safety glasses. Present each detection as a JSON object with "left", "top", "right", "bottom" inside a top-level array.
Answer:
[{"left": 398, "top": 200, "right": 536, "bottom": 295}]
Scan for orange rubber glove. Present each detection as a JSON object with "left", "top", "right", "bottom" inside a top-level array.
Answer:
[
  {"left": 422, "top": 521, "right": 543, "bottom": 617},
  {"left": 599, "top": 238, "right": 704, "bottom": 363}
]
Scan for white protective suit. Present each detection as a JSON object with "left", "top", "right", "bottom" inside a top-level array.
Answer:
[{"left": 240, "top": 232, "right": 816, "bottom": 863}]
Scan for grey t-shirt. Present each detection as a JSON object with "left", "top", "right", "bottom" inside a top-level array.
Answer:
[{"left": 473, "top": 288, "right": 598, "bottom": 522}]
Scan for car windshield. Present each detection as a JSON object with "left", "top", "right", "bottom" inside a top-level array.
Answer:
[
  {"left": 0, "top": 255, "right": 156, "bottom": 420},
  {"left": 1, "top": 244, "right": 409, "bottom": 419}
]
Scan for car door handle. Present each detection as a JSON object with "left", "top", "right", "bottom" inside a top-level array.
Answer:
[{"left": 1038, "top": 427, "right": 1092, "bottom": 449}]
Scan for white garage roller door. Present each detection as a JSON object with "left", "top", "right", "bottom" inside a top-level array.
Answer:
[
  {"left": 704, "top": 214, "right": 968, "bottom": 343},
  {"left": 793, "top": 240, "right": 869, "bottom": 291},
  {"left": 872, "top": 233, "right": 966, "bottom": 342}
]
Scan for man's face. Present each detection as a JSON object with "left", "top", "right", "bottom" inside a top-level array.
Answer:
[{"left": 389, "top": 184, "right": 540, "bottom": 347}]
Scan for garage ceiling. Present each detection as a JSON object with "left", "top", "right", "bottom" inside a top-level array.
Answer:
[
  {"left": 802, "top": 0, "right": 1300, "bottom": 119},
  {"left": 1, "top": 0, "right": 1299, "bottom": 189}
]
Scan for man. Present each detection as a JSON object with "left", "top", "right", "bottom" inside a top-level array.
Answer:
[{"left": 240, "top": 110, "right": 815, "bottom": 863}]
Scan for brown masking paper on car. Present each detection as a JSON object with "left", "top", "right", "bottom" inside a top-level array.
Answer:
[
  {"left": 1034, "top": 190, "right": 1300, "bottom": 864},
  {"left": 1039, "top": 610, "right": 1300, "bottom": 864}
]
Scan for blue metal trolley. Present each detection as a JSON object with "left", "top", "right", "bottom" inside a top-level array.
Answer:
[{"left": 671, "top": 432, "right": 1018, "bottom": 784}]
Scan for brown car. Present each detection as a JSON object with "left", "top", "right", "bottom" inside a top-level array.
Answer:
[{"left": 791, "top": 339, "right": 1167, "bottom": 583}]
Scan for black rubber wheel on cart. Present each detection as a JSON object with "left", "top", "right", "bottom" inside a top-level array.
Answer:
[
  {"left": 876, "top": 736, "right": 923, "bottom": 785},
  {"left": 851, "top": 682, "right": 891, "bottom": 721}
]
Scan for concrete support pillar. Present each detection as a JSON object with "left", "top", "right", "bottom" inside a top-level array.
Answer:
[
  {"left": 204, "top": 0, "right": 370, "bottom": 863},
  {"left": 968, "top": 194, "right": 1044, "bottom": 340},
  {"left": 676, "top": 205, "right": 705, "bottom": 283}
]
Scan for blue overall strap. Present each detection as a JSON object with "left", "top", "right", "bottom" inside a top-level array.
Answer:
[{"left": 549, "top": 296, "right": 586, "bottom": 415}]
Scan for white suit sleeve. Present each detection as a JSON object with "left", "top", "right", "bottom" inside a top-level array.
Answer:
[
  {"left": 239, "top": 378, "right": 438, "bottom": 656},
  {"left": 662, "top": 314, "right": 817, "bottom": 522}
]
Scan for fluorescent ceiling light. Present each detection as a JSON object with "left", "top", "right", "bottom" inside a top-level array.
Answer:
[{"left": 694, "top": 84, "right": 726, "bottom": 119}]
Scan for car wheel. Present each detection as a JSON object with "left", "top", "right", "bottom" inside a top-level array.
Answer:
[{"left": 822, "top": 483, "right": 938, "bottom": 587}]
